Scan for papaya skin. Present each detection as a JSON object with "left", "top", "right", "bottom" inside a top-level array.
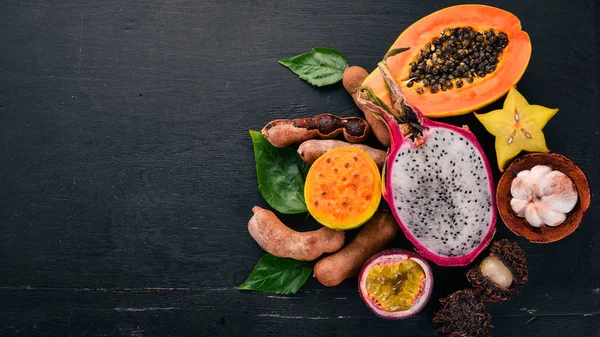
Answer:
[
  {"left": 248, "top": 206, "right": 345, "bottom": 261},
  {"left": 362, "top": 4, "right": 532, "bottom": 117},
  {"left": 314, "top": 211, "right": 400, "bottom": 287},
  {"left": 343, "top": 66, "right": 391, "bottom": 147},
  {"left": 298, "top": 139, "right": 386, "bottom": 169}
]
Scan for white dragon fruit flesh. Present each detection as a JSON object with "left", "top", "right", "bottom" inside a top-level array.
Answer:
[{"left": 358, "top": 56, "right": 496, "bottom": 266}]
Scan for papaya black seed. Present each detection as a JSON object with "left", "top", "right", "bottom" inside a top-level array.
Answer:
[
  {"left": 408, "top": 26, "right": 508, "bottom": 91},
  {"left": 417, "top": 87, "right": 425, "bottom": 94}
]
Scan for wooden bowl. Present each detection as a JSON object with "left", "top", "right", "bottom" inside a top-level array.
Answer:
[{"left": 496, "top": 153, "right": 591, "bottom": 243}]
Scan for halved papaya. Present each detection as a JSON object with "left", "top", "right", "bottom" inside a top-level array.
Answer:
[
  {"left": 305, "top": 147, "right": 381, "bottom": 230},
  {"left": 362, "top": 5, "right": 532, "bottom": 118}
]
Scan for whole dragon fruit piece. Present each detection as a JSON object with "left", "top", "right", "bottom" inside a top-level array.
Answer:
[{"left": 357, "top": 55, "right": 496, "bottom": 267}]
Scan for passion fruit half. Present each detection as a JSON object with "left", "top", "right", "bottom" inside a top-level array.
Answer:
[
  {"left": 358, "top": 249, "right": 433, "bottom": 319},
  {"left": 305, "top": 146, "right": 381, "bottom": 230}
]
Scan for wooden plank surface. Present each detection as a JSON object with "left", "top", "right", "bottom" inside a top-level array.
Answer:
[{"left": 1, "top": 0, "right": 599, "bottom": 336}]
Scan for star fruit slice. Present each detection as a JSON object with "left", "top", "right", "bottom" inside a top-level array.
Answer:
[{"left": 475, "top": 87, "right": 558, "bottom": 172}]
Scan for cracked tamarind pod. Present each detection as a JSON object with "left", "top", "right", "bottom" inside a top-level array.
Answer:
[
  {"left": 343, "top": 66, "right": 391, "bottom": 147},
  {"left": 261, "top": 113, "right": 371, "bottom": 148}
]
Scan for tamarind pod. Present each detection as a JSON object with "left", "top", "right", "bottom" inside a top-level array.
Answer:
[
  {"left": 261, "top": 113, "right": 371, "bottom": 148},
  {"left": 343, "top": 66, "right": 391, "bottom": 147},
  {"left": 248, "top": 206, "right": 345, "bottom": 261},
  {"left": 297, "top": 139, "right": 386, "bottom": 169},
  {"left": 314, "top": 211, "right": 400, "bottom": 286}
]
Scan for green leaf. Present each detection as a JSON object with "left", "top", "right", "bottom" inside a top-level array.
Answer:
[
  {"left": 249, "top": 130, "right": 309, "bottom": 214},
  {"left": 238, "top": 254, "right": 314, "bottom": 294},
  {"left": 278, "top": 47, "right": 349, "bottom": 87}
]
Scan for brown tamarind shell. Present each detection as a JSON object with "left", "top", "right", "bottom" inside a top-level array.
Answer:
[
  {"left": 343, "top": 66, "right": 391, "bottom": 147},
  {"left": 261, "top": 113, "right": 371, "bottom": 148}
]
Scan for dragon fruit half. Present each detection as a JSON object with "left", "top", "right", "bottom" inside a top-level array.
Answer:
[{"left": 357, "top": 56, "right": 496, "bottom": 267}]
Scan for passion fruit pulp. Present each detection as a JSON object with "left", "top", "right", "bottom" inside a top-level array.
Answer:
[{"left": 359, "top": 249, "right": 433, "bottom": 319}]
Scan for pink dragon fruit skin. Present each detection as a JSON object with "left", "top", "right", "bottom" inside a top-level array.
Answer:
[{"left": 358, "top": 59, "right": 496, "bottom": 267}]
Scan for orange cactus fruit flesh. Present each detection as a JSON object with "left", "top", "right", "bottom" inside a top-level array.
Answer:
[
  {"left": 362, "top": 4, "right": 532, "bottom": 118},
  {"left": 305, "top": 147, "right": 381, "bottom": 230}
]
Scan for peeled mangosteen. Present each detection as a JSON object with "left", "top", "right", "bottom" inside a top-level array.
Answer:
[
  {"left": 466, "top": 239, "right": 528, "bottom": 303},
  {"left": 497, "top": 153, "right": 591, "bottom": 243}
]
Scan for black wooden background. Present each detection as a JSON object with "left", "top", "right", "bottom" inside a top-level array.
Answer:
[{"left": 1, "top": 0, "right": 599, "bottom": 336}]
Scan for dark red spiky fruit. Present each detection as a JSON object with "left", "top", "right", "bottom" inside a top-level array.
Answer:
[
  {"left": 466, "top": 239, "right": 528, "bottom": 303},
  {"left": 432, "top": 289, "right": 492, "bottom": 337}
]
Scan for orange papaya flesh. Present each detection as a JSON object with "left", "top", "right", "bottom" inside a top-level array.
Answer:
[
  {"left": 305, "top": 147, "right": 381, "bottom": 230},
  {"left": 362, "top": 4, "right": 532, "bottom": 118}
]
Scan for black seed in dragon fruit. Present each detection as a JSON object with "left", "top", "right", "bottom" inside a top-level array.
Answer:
[{"left": 357, "top": 51, "right": 496, "bottom": 266}]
